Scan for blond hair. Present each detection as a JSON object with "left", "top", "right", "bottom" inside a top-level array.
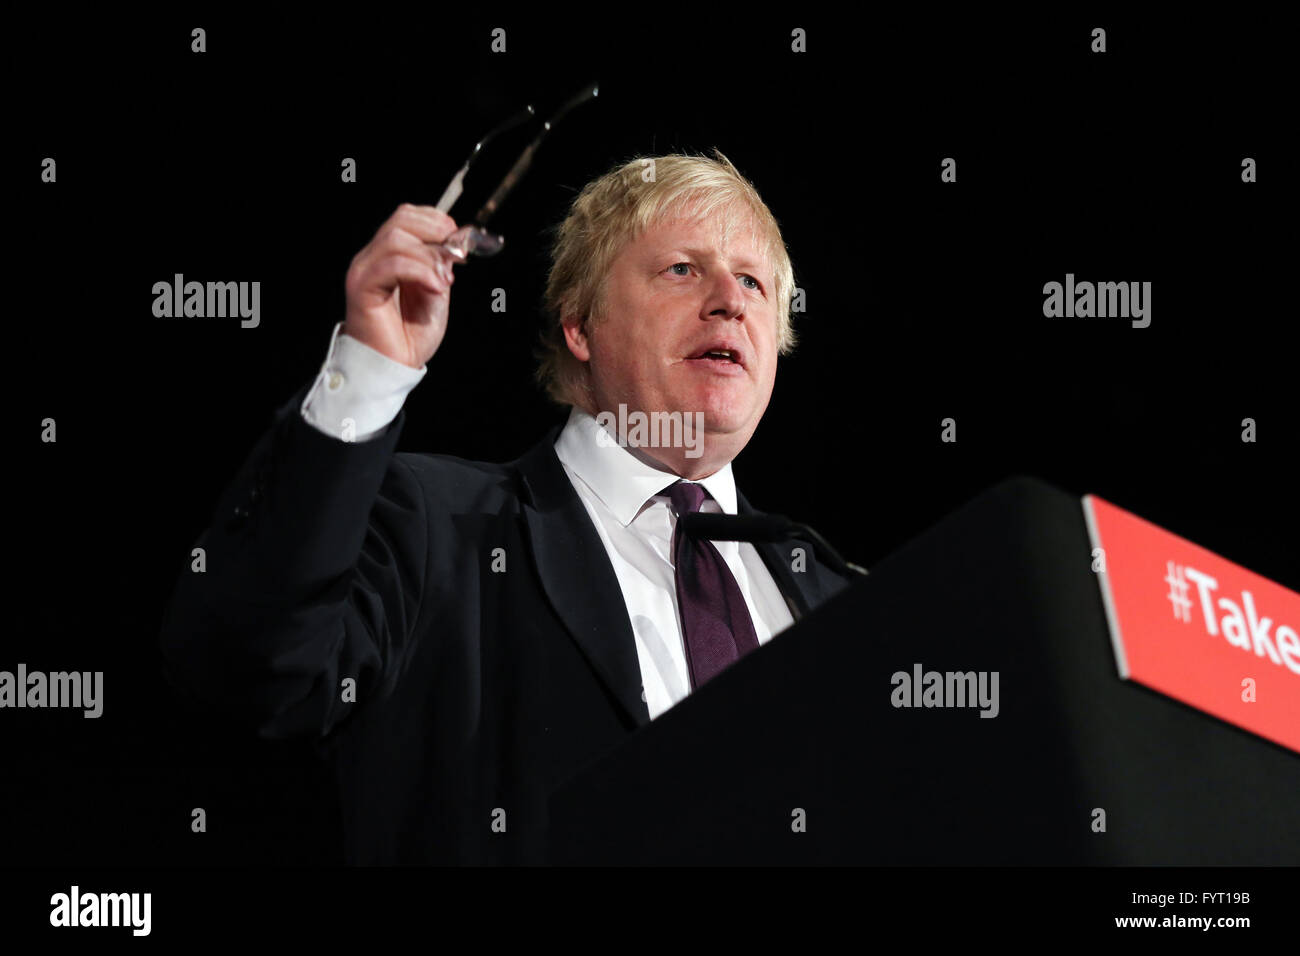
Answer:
[{"left": 535, "top": 149, "right": 797, "bottom": 405}]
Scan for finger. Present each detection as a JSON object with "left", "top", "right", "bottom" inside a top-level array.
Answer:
[
  {"left": 362, "top": 227, "right": 456, "bottom": 281},
  {"left": 386, "top": 203, "right": 459, "bottom": 243},
  {"left": 353, "top": 253, "right": 447, "bottom": 299}
]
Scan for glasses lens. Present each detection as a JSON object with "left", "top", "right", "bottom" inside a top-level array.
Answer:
[
  {"left": 465, "top": 226, "right": 504, "bottom": 257},
  {"left": 441, "top": 224, "right": 505, "bottom": 260}
]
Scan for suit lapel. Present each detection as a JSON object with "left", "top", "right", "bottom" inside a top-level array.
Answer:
[{"left": 514, "top": 428, "right": 652, "bottom": 729}]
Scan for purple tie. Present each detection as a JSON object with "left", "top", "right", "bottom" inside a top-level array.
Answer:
[{"left": 668, "top": 480, "right": 760, "bottom": 691}]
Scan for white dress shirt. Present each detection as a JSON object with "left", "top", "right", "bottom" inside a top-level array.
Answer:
[
  {"left": 300, "top": 322, "right": 796, "bottom": 719},
  {"left": 300, "top": 321, "right": 427, "bottom": 442}
]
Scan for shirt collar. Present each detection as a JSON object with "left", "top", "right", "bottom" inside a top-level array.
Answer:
[{"left": 553, "top": 406, "right": 738, "bottom": 527}]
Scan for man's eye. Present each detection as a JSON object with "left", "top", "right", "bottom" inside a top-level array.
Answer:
[{"left": 666, "top": 264, "right": 762, "bottom": 293}]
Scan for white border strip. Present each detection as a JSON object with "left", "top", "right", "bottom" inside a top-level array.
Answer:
[{"left": 1082, "top": 494, "right": 1130, "bottom": 680}]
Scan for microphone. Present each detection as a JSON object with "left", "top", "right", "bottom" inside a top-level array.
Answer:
[{"left": 678, "top": 512, "right": 869, "bottom": 578}]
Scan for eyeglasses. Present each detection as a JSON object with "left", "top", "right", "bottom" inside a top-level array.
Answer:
[{"left": 432, "top": 81, "right": 600, "bottom": 261}]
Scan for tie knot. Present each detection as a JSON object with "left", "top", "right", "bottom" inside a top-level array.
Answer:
[{"left": 668, "top": 480, "right": 709, "bottom": 515}]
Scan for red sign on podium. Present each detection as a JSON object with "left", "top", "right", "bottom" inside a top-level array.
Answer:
[{"left": 1083, "top": 494, "right": 1300, "bottom": 754}]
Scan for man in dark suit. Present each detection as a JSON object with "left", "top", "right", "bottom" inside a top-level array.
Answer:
[{"left": 159, "top": 150, "right": 852, "bottom": 864}]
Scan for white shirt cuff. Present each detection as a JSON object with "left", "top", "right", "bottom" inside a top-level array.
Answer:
[{"left": 300, "top": 322, "right": 427, "bottom": 442}]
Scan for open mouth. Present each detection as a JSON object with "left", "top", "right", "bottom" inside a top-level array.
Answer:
[
  {"left": 684, "top": 347, "right": 746, "bottom": 376},
  {"left": 687, "top": 348, "right": 742, "bottom": 365}
]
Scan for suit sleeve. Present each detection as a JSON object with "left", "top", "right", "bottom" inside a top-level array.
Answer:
[{"left": 158, "top": 381, "right": 431, "bottom": 741}]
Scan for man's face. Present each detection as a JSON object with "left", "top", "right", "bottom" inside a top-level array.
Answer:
[{"left": 566, "top": 209, "right": 780, "bottom": 472}]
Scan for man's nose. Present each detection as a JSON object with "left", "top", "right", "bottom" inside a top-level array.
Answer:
[{"left": 703, "top": 272, "right": 747, "bottom": 320}]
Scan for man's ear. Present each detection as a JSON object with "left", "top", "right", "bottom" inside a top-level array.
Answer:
[{"left": 561, "top": 311, "right": 591, "bottom": 362}]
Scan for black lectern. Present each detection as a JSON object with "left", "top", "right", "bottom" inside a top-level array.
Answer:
[{"left": 546, "top": 476, "right": 1300, "bottom": 864}]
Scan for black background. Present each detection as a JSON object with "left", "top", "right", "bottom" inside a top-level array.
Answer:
[{"left": 9, "top": 9, "right": 1295, "bottom": 875}]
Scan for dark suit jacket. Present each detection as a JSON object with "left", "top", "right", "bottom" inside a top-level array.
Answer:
[{"left": 159, "top": 383, "right": 852, "bottom": 864}]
